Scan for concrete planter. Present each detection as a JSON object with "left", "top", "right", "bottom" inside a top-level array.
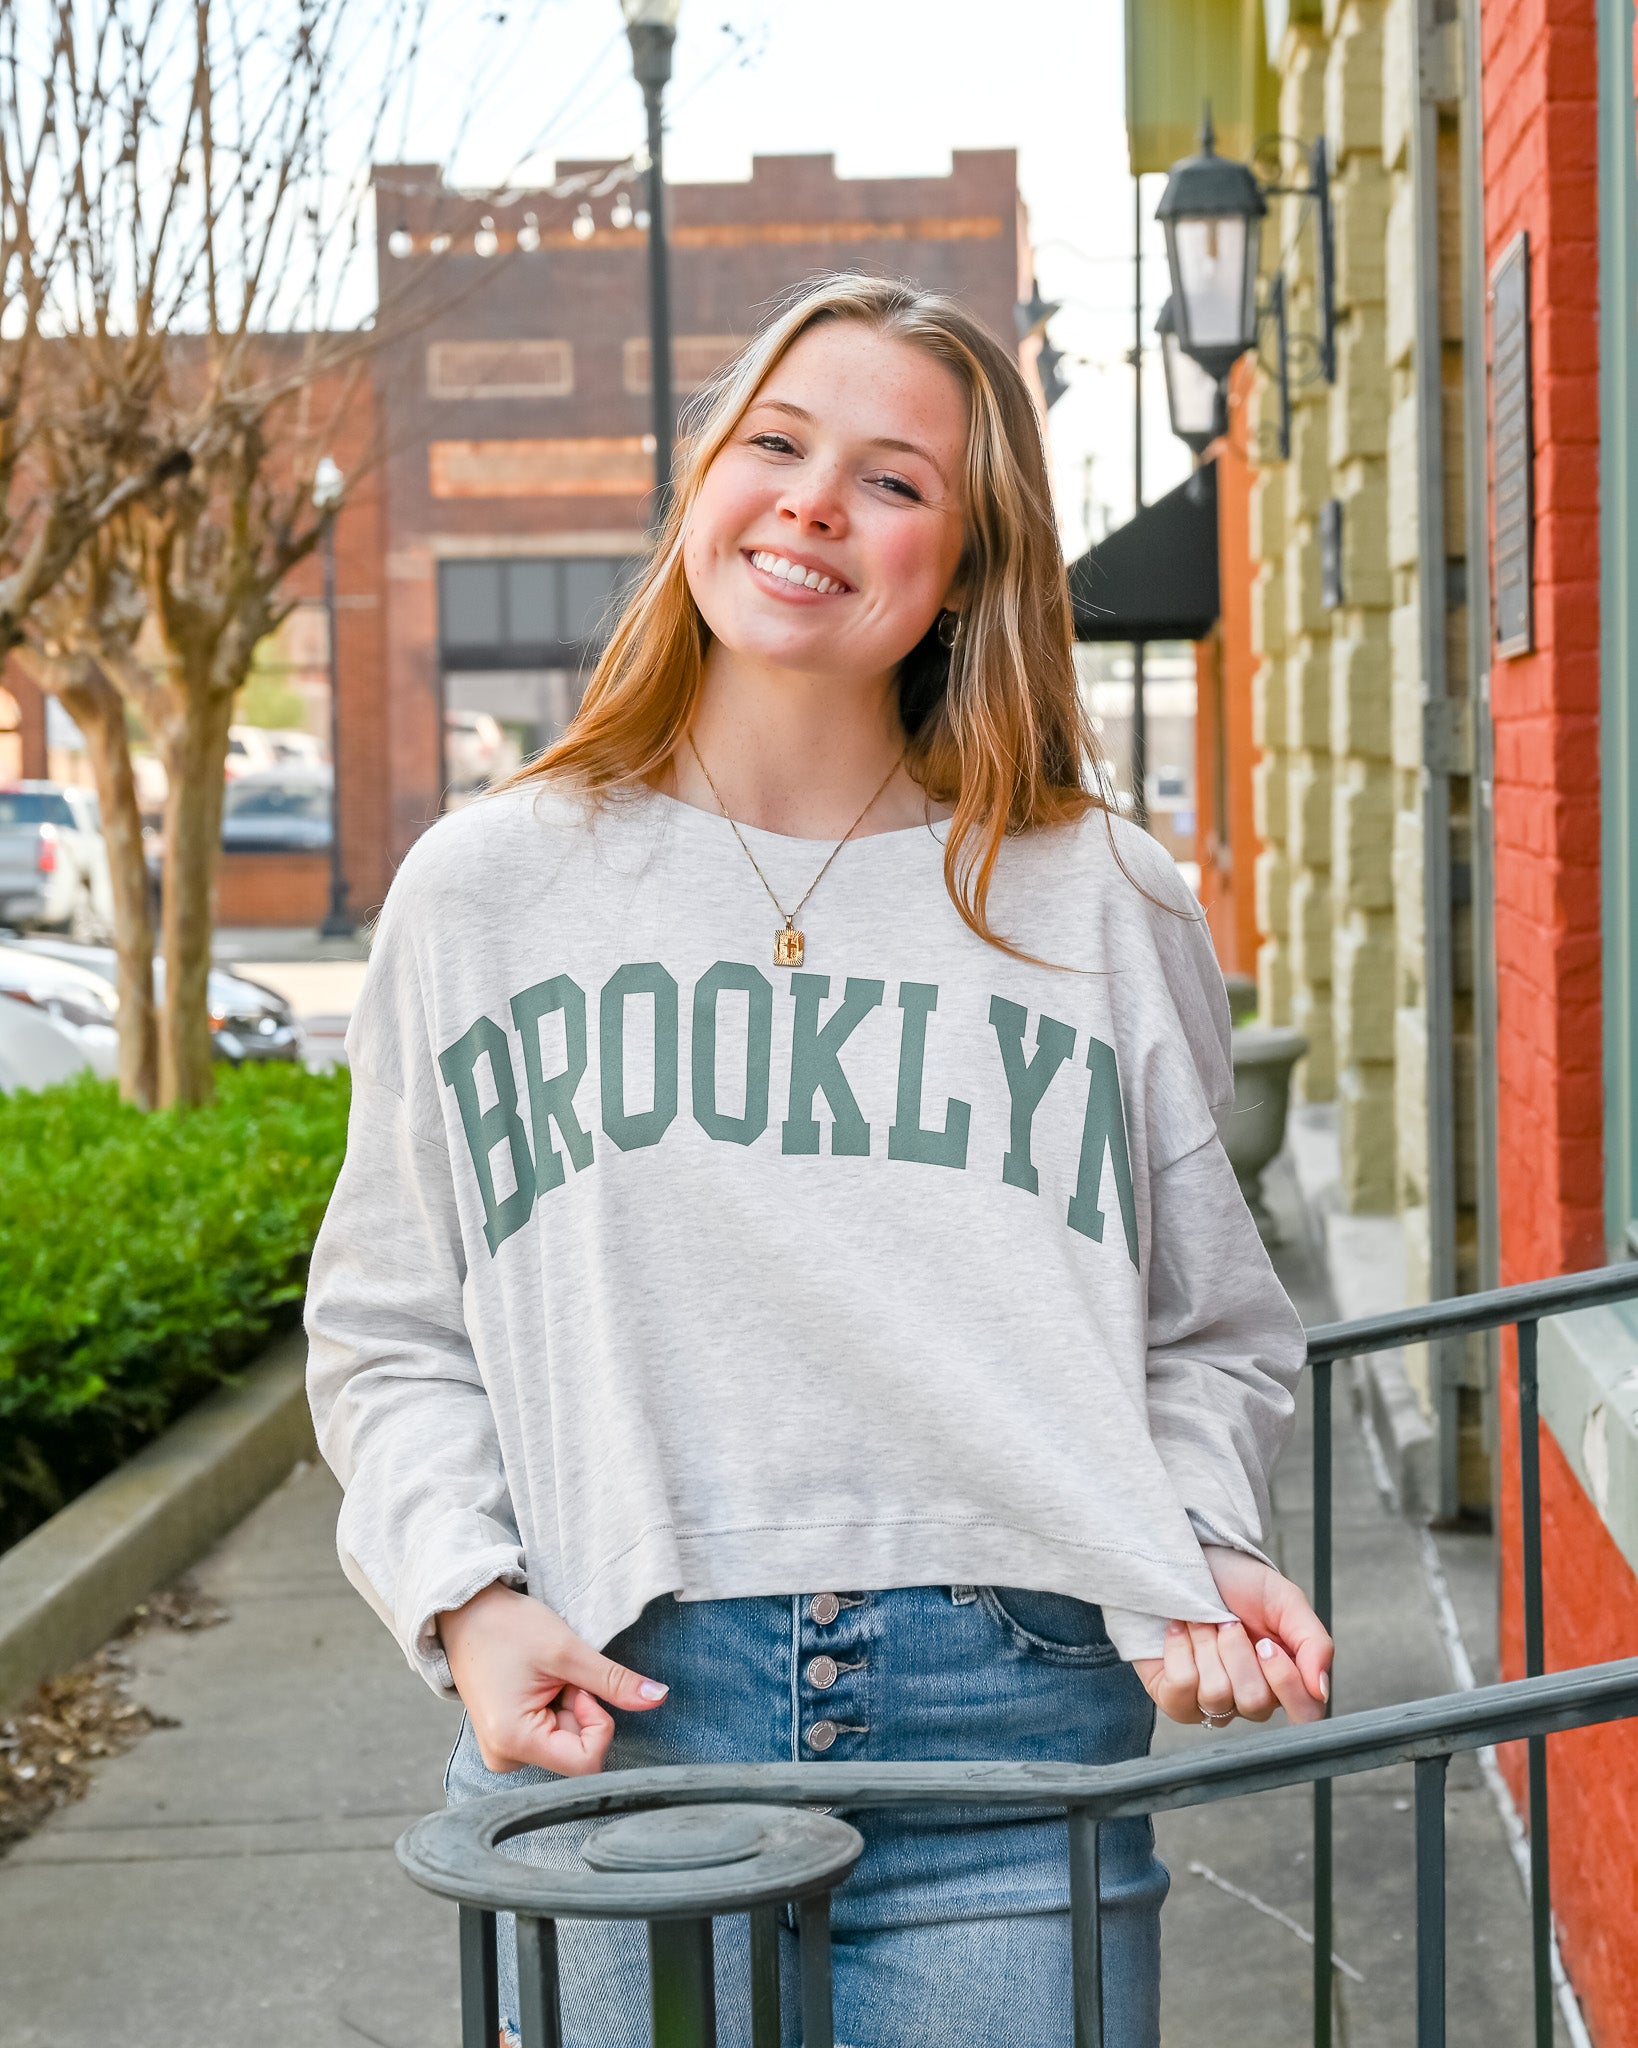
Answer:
[
  {"left": 1224, "top": 1024, "right": 1309, "bottom": 1242},
  {"left": 0, "top": 1331, "right": 314, "bottom": 1709}
]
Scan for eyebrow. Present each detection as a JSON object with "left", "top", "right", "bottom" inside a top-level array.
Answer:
[{"left": 750, "top": 398, "right": 949, "bottom": 485}]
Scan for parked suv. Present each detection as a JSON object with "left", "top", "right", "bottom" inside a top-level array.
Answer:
[{"left": 0, "top": 782, "right": 114, "bottom": 941}]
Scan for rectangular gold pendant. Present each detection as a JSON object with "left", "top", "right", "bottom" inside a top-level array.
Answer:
[{"left": 774, "top": 926, "right": 805, "bottom": 967}]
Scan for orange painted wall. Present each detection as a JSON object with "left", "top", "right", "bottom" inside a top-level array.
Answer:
[
  {"left": 1195, "top": 360, "right": 1261, "bottom": 977},
  {"left": 1482, "top": 0, "right": 1638, "bottom": 2028},
  {"left": 1496, "top": 1341, "right": 1638, "bottom": 2041}
]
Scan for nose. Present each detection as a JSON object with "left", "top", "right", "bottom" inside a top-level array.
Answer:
[{"left": 774, "top": 460, "right": 848, "bottom": 538}]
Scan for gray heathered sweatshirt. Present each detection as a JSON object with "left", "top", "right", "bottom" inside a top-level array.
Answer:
[{"left": 304, "top": 782, "right": 1306, "bottom": 1697}]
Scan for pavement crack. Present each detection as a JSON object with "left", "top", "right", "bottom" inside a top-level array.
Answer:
[
  {"left": 337, "top": 2013, "right": 399, "bottom": 2048},
  {"left": 1186, "top": 1860, "right": 1365, "bottom": 1983}
]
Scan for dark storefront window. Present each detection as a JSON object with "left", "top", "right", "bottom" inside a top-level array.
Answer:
[{"left": 438, "top": 555, "right": 638, "bottom": 800}]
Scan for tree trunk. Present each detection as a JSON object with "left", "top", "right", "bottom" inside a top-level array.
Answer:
[
  {"left": 55, "top": 662, "right": 159, "bottom": 1108},
  {"left": 156, "top": 683, "right": 234, "bottom": 1108}
]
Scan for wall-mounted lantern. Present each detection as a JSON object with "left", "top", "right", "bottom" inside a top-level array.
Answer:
[
  {"left": 1156, "top": 110, "right": 1338, "bottom": 461},
  {"left": 1156, "top": 295, "right": 1226, "bottom": 456},
  {"left": 1155, "top": 110, "right": 1266, "bottom": 383}
]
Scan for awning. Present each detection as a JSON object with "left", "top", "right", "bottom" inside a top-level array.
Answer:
[
  {"left": 1068, "top": 460, "right": 1219, "bottom": 643},
  {"left": 1124, "top": 0, "right": 1284, "bottom": 174}
]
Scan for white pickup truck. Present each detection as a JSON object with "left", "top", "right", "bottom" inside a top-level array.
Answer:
[{"left": 0, "top": 781, "right": 115, "bottom": 942}]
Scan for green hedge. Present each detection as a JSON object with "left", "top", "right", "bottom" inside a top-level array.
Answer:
[{"left": 0, "top": 1064, "right": 350, "bottom": 1550}]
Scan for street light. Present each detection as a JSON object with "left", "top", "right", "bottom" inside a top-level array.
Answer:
[
  {"left": 1155, "top": 108, "right": 1265, "bottom": 383},
  {"left": 622, "top": 0, "right": 681, "bottom": 515},
  {"left": 1156, "top": 296, "right": 1227, "bottom": 456},
  {"left": 311, "top": 454, "right": 353, "bottom": 941}
]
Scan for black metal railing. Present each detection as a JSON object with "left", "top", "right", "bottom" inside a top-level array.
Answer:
[
  {"left": 400, "top": 1265, "right": 1638, "bottom": 2048},
  {"left": 400, "top": 1661, "right": 1638, "bottom": 2048},
  {"left": 1305, "top": 1259, "right": 1638, "bottom": 2048}
]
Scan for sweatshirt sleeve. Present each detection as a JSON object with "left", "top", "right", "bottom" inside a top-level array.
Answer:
[
  {"left": 304, "top": 874, "right": 526, "bottom": 1699},
  {"left": 1143, "top": 1129, "right": 1307, "bottom": 1563}
]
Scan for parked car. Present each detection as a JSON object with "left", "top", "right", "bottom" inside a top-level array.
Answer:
[
  {"left": 0, "top": 990, "right": 92, "bottom": 1092},
  {"left": 0, "top": 941, "right": 119, "bottom": 1078},
  {"left": 220, "top": 765, "right": 333, "bottom": 852},
  {"left": 262, "top": 728, "right": 326, "bottom": 769},
  {"left": 10, "top": 935, "right": 300, "bottom": 1065},
  {"left": 445, "top": 708, "right": 518, "bottom": 798},
  {"left": 0, "top": 781, "right": 114, "bottom": 941},
  {"left": 225, "top": 725, "right": 278, "bottom": 779}
]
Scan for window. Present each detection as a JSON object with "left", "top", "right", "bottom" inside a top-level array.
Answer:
[
  {"left": 427, "top": 340, "right": 574, "bottom": 399},
  {"left": 622, "top": 335, "right": 741, "bottom": 395},
  {"left": 0, "top": 789, "right": 76, "bottom": 828},
  {"left": 438, "top": 557, "right": 638, "bottom": 667}
]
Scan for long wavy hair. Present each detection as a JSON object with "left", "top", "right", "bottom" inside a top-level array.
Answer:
[{"left": 505, "top": 272, "right": 1108, "bottom": 953}]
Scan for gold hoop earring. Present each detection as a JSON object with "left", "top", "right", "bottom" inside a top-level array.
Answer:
[{"left": 937, "top": 609, "right": 962, "bottom": 649}]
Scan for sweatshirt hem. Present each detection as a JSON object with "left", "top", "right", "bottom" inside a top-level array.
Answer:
[{"left": 549, "top": 1516, "right": 1235, "bottom": 1665}]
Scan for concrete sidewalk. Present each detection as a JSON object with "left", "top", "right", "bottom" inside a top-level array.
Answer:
[
  {"left": 1151, "top": 1150, "right": 1565, "bottom": 2047},
  {"left": 0, "top": 1460, "right": 463, "bottom": 2048},
  {"left": 0, "top": 1156, "right": 1564, "bottom": 2047}
]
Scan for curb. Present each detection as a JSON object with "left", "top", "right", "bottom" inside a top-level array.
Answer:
[{"left": 0, "top": 1330, "right": 315, "bottom": 1710}]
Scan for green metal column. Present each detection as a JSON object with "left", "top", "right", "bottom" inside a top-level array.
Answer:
[{"left": 1599, "top": 0, "right": 1638, "bottom": 1257}]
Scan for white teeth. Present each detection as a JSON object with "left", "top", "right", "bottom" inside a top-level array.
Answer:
[{"left": 750, "top": 550, "right": 843, "bottom": 594}]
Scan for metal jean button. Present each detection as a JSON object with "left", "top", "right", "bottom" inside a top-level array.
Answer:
[
  {"left": 806, "top": 1655, "right": 839, "bottom": 1689},
  {"left": 806, "top": 1719, "right": 838, "bottom": 1752},
  {"left": 809, "top": 1593, "right": 840, "bottom": 1626}
]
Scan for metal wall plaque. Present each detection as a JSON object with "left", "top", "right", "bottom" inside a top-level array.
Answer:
[
  {"left": 1319, "top": 497, "right": 1344, "bottom": 609},
  {"left": 1491, "top": 233, "right": 1534, "bottom": 657}
]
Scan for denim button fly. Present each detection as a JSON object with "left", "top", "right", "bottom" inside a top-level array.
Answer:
[
  {"left": 806, "top": 1719, "right": 839, "bottom": 1752},
  {"left": 806, "top": 1654, "right": 839, "bottom": 1689},
  {"left": 809, "top": 1593, "right": 840, "bottom": 1625}
]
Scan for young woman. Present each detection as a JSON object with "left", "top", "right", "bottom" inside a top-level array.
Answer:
[{"left": 306, "top": 273, "right": 1332, "bottom": 2048}]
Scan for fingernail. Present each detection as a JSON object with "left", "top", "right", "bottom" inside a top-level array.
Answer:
[
  {"left": 638, "top": 1680, "right": 668, "bottom": 1701},
  {"left": 1319, "top": 1673, "right": 1330, "bottom": 1702},
  {"left": 1217, "top": 1618, "right": 1239, "bottom": 1634},
  {"left": 1256, "top": 1637, "right": 1276, "bottom": 1661},
  {"left": 1166, "top": 1619, "right": 1185, "bottom": 1636}
]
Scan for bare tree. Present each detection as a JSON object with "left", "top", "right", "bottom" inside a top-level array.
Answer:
[
  {"left": 11, "top": 0, "right": 609, "bottom": 1106},
  {"left": 16, "top": 537, "right": 159, "bottom": 1104},
  {"left": 16, "top": 0, "right": 418, "bottom": 1105}
]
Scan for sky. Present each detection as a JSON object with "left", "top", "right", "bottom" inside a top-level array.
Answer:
[{"left": 379, "top": 0, "right": 1192, "bottom": 559}]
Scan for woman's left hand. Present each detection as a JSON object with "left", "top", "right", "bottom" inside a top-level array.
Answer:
[{"left": 1131, "top": 1545, "right": 1333, "bottom": 1729}]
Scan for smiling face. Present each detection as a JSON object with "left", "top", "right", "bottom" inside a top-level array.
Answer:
[{"left": 681, "top": 319, "right": 970, "bottom": 692}]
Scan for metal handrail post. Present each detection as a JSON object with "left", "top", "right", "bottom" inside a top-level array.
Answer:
[
  {"left": 1516, "top": 1318, "right": 1553, "bottom": 2048},
  {"left": 1068, "top": 1807, "right": 1104, "bottom": 2048},
  {"left": 1312, "top": 1357, "right": 1334, "bottom": 2048},
  {"left": 798, "top": 1894, "right": 835, "bottom": 2048},
  {"left": 748, "top": 1906, "right": 780, "bottom": 2048},
  {"left": 516, "top": 1915, "right": 562, "bottom": 2048},
  {"left": 1414, "top": 1754, "right": 1449, "bottom": 2048},
  {"left": 650, "top": 1917, "right": 715, "bottom": 2047},
  {"left": 460, "top": 1904, "right": 500, "bottom": 2048}
]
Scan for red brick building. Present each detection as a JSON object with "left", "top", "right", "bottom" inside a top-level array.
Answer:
[
  {"left": 1484, "top": 0, "right": 1638, "bottom": 2033},
  {"left": 332, "top": 149, "right": 1034, "bottom": 918}
]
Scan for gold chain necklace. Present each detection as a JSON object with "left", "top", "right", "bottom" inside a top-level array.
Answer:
[{"left": 685, "top": 734, "right": 905, "bottom": 967}]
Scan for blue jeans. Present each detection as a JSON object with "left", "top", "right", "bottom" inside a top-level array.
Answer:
[{"left": 444, "top": 1585, "right": 1166, "bottom": 2046}]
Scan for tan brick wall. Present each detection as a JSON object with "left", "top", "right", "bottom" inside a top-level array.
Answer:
[
  {"left": 1279, "top": 25, "right": 1335, "bottom": 1101},
  {"left": 1384, "top": 0, "right": 1478, "bottom": 1340},
  {"left": 1324, "top": 0, "right": 1395, "bottom": 1209}
]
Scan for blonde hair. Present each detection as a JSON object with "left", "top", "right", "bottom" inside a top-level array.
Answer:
[{"left": 508, "top": 272, "right": 1107, "bottom": 953}]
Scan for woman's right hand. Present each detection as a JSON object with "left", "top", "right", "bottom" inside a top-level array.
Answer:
[{"left": 438, "top": 1582, "right": 669, "bottom": 1776}]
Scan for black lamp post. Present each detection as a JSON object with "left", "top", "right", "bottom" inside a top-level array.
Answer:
[
  {"left": 1155, "top": 109, "right": 1266, "bottom": 384},
  {"left": 312, "top": 454, "right": 353, "bottom": 941},
  {"left": 622, "top": 0, "right": 681, "bottom": 515},
  {"left": 1156, "top": 295, "right": 1227, "bottom": 457}
]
